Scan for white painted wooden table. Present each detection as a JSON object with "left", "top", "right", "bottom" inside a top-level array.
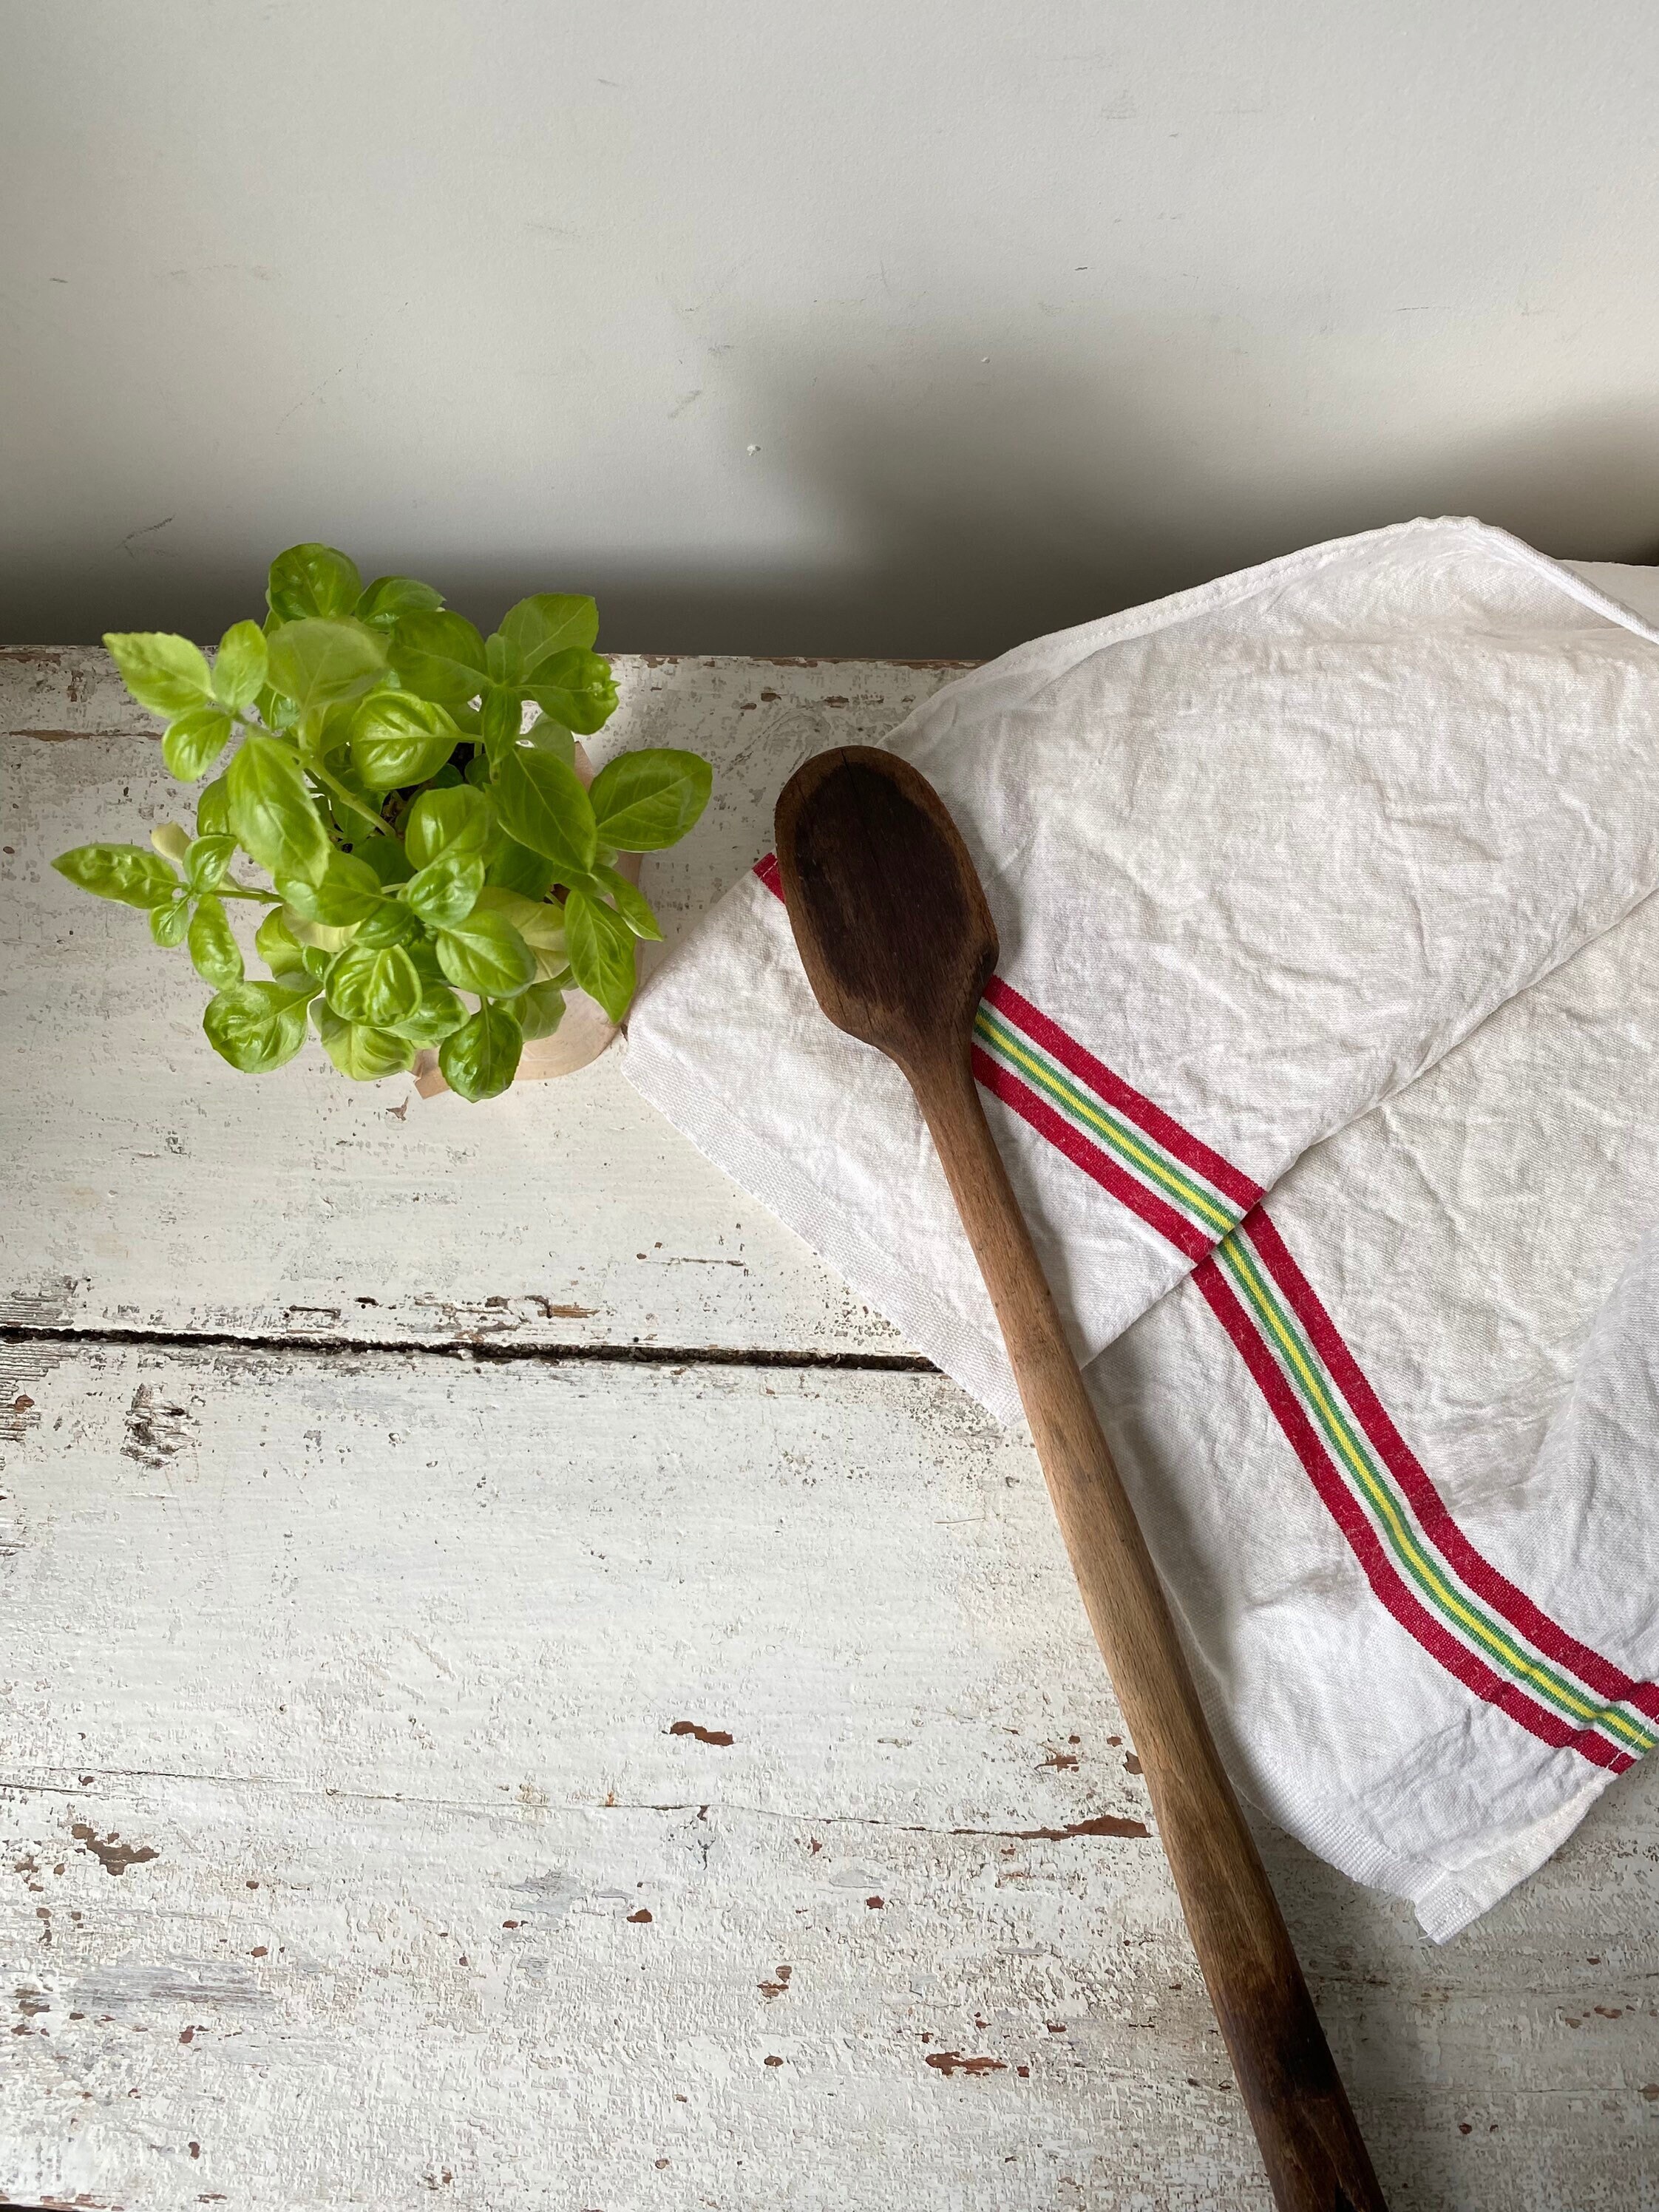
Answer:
[{"left": 3, "top": 648, "right": 1658, "bottom": 2212}]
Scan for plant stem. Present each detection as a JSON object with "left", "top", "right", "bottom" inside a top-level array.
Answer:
[
  {"left": 308, "top": 760, "right": 394, "bottom": 838},
  {"left": 217, "top": 884, "right": 281, "bottom": 903}
]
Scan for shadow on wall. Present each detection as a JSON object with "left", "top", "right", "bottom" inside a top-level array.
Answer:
[{"left": 10, "top": 351, "right": 1659, "bottom": 657}]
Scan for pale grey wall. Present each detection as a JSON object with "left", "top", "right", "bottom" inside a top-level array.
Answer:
[{"left": 4, "top": 1, "right": 1659, "bottom": 656}]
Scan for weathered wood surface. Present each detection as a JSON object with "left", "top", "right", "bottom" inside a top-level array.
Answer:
[
  {"left": 0, "top": 648, "right": 966, "bottom": 1358},
  {"left": 4, "top": 649, "right": 1659, "bottom": 2210},
  {"left": 4, "top": 1340, "right": 1658, "bottom": 2212}
]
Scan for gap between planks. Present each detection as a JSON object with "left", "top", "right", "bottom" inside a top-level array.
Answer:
[{"left": 0, "top": 1319, "right": 937, "bottom": 1375}]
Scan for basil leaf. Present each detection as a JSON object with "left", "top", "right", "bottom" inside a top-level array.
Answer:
[
  {"left": 356, "top": 574, "right": 444, "bottom": 630},
  {"left": 588, "top": 863, "right": 662, "bottom": 940},
  {"left": 282, "top": 907, "right": 356, "bottom": 955},
  {"left": 516, "top": 981, "right": 566, "bottom": 1041},
  {"left": 265, "top": 618, "right": 388, "bottom": 717},
  {"left": 472, "top": 885, "right": 566, "bottom": 950},
  {"left": 185, "top": 834, "right": 237, "bottom": 892},
  {"left": 203, "top": 980, "right": 311, "bottom": 1072},
  {"left": 484, "top": 831, "right": 558, "bottom": 898},
  {"left": 388, "top": 610, "right": 488, "bottom": 707},
  {"left": 496, "top": 594, "right": 597, "bottom": 680},
  {"left": 404, "top": 784, "right": 491, "bottom": 869},
  {"left": 522, "top": 713, "right": 576, "bottom": 765},
  {"left": 563, "top": 887, "right": 636, "bottom": 1022},
  {"left": 267, "top": 543, "right": 363, "bottom": 622},
  {"left": 163, "top": 705, "right": 235, "bottom": 781},
  {"left": 53, "top": 843, "right": 180, "bottom": 909},
  {"left": 350, "top": 835, "right": 415, "bottom": 886},
  {"left": 315, "top": 1008, "right": 415, "bottom": 1082},
  {"left": 406, "top": 930, "right": 446, "bottom": 983},
  {"left": 211, "top": 620, "right": 268, "bottom": 711},
  {"left": 256, "top": 907, "right": 308, "bottom": 977},
  {"left": 523, "top": 647, "right": 618, "bottom": 736},
  {"left": 387, "top": 981, "right": 467, "bottom": 1047},
  {"left": 587, "top": 747, "right": 711, "bottom": 852},
  {"left": 197, "top": 775, "right": 231, "bottom": 837},
  {"left": 439, "top": 1000, "right": 523, "bottom": 1102},
  {"left": 277, "top": 849, "right": 383, "bottom": 926},
  {"left": 325, "top": 940, "right": 423, "bottom": 1028},
  {"left": 188, "top": 893, "right": 244, "bottom": 986},
  {"left": 480, "top": 683, "right": 523, "bottom": 757},
  {"left": 151, "top": 821, "right": 194, "bottom": 866},
  {"left": 349, "top": 692, "right": 460, "bottom": 790},
  {"left": 432, "top": 909, "right": 536, "bottom": 997},
  {"left": 149, "top": 897, "right": 190, "bottom": 947},
  {"left": 532, "top": 949, "right": 573, "bottom": 986},
  {"left": 494, "top": 745, "right": 597, "bottom": 875},
  {"left": 104, "top": 631, "right": 213, "bottom": 716},
  {"left": 405, "top": 850, "right": 484, "bottom": 928},
  {"left": 353, "top": 901, "right": 419, "bottom": 947},
  {"left": 227, "top": 736, "right": 330, "bottom": 886}
]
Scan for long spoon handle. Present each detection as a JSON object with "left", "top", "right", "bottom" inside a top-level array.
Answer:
[{"left": 909, "top": 1039, "right": 1388, "bottom": 2212}]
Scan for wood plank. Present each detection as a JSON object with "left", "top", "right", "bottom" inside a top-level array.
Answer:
[
  {"left": 3, "top": 1339, "right": 1657, "bottom": 2210},
  {"left": 0, "top": 650, "right": 968, "bottom": 1357}
]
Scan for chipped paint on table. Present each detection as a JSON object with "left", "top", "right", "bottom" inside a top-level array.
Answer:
[{"left": 3, "top": 651, "right": 1658, "bottom": 2211}]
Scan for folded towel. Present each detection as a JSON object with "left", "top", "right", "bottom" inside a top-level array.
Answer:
[{"left": 624, "top": 518, "right": 1659, "bottom": 1934}]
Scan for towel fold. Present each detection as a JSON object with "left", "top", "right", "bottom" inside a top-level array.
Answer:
[{"left": 625, "top": 518, "right": 1659, "bottom": 1934}]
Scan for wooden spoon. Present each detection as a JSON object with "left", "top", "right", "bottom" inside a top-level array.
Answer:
[{"left": 774, "top": 744, "right": 1388, "bottom": 2212}]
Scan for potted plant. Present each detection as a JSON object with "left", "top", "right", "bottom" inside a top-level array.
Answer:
[{"left": 52, "top": 543, "right": 710, "bottom": 1100}]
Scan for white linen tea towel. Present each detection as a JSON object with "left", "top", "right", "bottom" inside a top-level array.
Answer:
[{"left": 624, "top": 518, "right": 1659, "bottom": 1935}]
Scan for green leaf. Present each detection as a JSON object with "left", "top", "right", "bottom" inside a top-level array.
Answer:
[
  {"left": 353, "top": 902, "right": 419, "bottom": 947},
  {"left": 282, "top": 907, "right": 356, "bottom": 955},
  {"left": 349, "top": 835, "right": 415, "bottom": 887},
  {"left": 53, "top": 843, "right": 180, "bottom": 909},
  {"left": 563, "top": 887, "right": 636, "bottom": 1022},
  {"left": 432, "top": 908, "right": 536, "bottom": 997},
  {"left": 532, "top": 949, "right": 573, "bottom": 986},
  {"left": 517, "top": 980, "right": 566, "bottom": 1040},
  {"left": 197, "top": 776, "right": 231, "bottom": 837},
  {"left": 315, "top": 1008, "right": 415, "bottom": 1082},
  {"left": 184, "top": 833, "right": 237, "bottom": 892},
  {"left": 265, "top": 617, "right": 388, "bottom": 717},
  {"left": 268, "top": 543, "right": 363, "bottom": 623},
  {"left": 588, "top": 863, "right": 662, "bottom": 940},
  {"left": 480, "top": 684, "right": 523, "bottom": 756},
  {"left": 484, "top": 832, "right": 557, "bottom": 899},
  {"left": 149, "top": 897, "right": 190, "bottom": 947},
  {"left": 356, "top": 574, "right": 445, "bottom": 630},
  {"left": 404, "top": 784, "right": 491, "bottom": 869},
  {"left": 439, "top": 1000, "right": 523, "bottom": 1102},
  {"left": 405, "top": 849, "right": 484, "bottom": 928},
  {"left": 104, "top": 631, "right": 213, "bottom": 716},
  {"left": 188, "top": 894, "right": 244, "bottom": 986},
  {"left": 494, "top": 744, "right": 597, "bottom": 875},
  {"left": 523, "top": 647, "right": 618, "bottom": 736},
  {"left": 387, "top": 981, "right": 467, "bottom": 1047},
  {"left": 325, "top": 939, "right": 423, "bottom": 1028},
  {"left": 587, "top": 747, "right": 711, "bottom": 852},
  {"left": 211, "top": 620, "right": 268, "bottom": 711},
  {"left": 227, "top": 735, "right": 330, "bottom": 886},
  {"left": 496, "top": 594, "right": 597, "bottom": 680},
  {"left": 388, "top": 609, "right": 488, "bottom": 707},
  {"left": 276, "top": 848, "right": 382, "bottom": 926},
  {"left": 349, "top": 692, "right": 460, "bottom": 790},
  {"left": 472, "top": 885, "right": 567, "bottom": 950},
  {"left": 151, "top": 821, "right": 194, "bottom": 866},
  {"left": 256, "top": 907, "right": 308, "bottom": 977},
  {"left": 203, "top": 980, "right": 311, "bottom": 1072},
  {"left": 163, "top": 705, "right": 235, "bottom": 781},
  {"left": 523, "top": 713, "right": 576, "bottom": 766}
]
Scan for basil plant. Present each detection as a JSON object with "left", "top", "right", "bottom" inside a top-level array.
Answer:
[{"left": 53, "top": 543, "right": 710, "bottom": 1101}]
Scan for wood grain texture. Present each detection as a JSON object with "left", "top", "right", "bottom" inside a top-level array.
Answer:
[
  {"left": 2, "top": 1341, "right": 1658, "bottom": 2211},
  {"left": 775, "top": 748, "right": 1384, "bottom": 2209},
  {"left": 4, "top": 652, "right": 1659, "bottom": 2209},
  {"left": 0, "top": 648, "right": 965, "bottom": 1358}
]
